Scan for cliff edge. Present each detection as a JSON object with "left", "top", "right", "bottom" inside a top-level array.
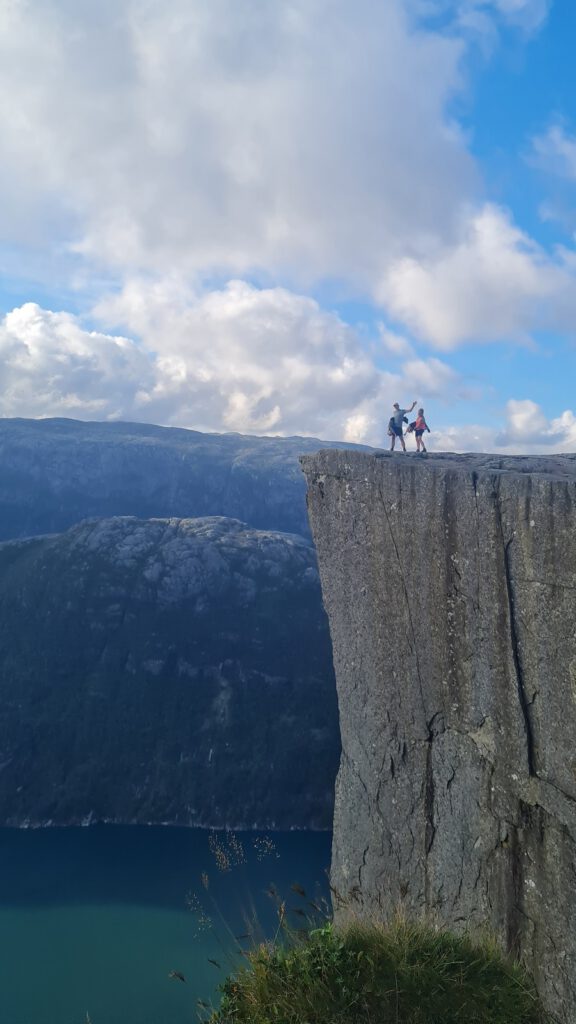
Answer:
[{"left": 302, "top": 449, "right": 576, "bottom": 1022}]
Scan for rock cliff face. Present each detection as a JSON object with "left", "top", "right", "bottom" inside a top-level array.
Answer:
[
  {"left": 0, "top": 516, "right": 338, "bottom": 829},
  {"left": 302, "top": 449, "right": 576, "bottom": 1021}
]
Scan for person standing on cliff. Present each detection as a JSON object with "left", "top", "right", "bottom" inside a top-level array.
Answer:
[
  {"left": 389, "top": 400, "right": 417, "bottom": 452},
  {"left": 414, "top": 408, "right": 430, "bottom": 453}
]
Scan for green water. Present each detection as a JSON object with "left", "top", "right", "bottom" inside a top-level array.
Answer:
[{"left": 0, "top": 826, "right": 331, "bottom": 1024}]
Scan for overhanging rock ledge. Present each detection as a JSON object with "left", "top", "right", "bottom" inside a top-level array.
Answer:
[{"left": 301, "top": 449, "right": 576, "bottom": 1022}]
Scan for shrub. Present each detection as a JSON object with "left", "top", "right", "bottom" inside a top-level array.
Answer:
[{"left": 209, "top": 918, "right": 550, "bottom": 1023}]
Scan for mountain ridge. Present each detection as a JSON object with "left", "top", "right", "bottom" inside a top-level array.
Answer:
[{"left": 0, "top": 416, "right": 371, "bottom": 540}]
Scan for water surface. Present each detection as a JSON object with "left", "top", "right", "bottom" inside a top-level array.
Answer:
[{"left": 0, "top": 826, "right": 331, "bottom": 1024}]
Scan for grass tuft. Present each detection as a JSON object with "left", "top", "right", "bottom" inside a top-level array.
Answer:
[{"left": 208, "top": 918, "right": 551, "bottom": 1023}]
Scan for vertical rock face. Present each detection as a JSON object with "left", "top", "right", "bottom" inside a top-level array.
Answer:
[{"left": 302, "top": 449, "right": 576, "bottom": 1022}]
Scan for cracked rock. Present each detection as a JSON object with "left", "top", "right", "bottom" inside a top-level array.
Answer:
[{"left": 302, "top": 449, "right": 576, "bottom": 1023}]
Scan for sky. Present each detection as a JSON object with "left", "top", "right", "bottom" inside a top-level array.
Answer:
[{"left": 1, "top": 0, "right": 576, "bottom": 452}]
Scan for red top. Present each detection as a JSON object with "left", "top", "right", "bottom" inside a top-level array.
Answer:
[{"left": 415, "top": 415, "right": 427, "bottom": 430}]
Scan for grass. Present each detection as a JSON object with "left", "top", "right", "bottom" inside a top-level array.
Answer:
[{"left": 207, "top": 918, "right": 550, "bottom": 1024}]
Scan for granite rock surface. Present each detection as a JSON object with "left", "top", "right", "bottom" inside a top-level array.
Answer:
[
  {"left": 0, "top": 516, "right": 338, "bottom": 829},
  {"left": 302, "top": 449, "right": 576, "bottom": 1021}
]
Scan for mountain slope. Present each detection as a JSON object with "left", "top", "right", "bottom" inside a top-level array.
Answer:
[
  {"left": 0, "top": 516, "right": 339, "bottom": 828},
  {"left": 0, "top": 417, "right": 369, "bottom": 540}
]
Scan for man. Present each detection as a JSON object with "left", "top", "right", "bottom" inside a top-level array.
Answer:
[{"left": 389, "top": 400, "right": 417, "bottom": 452}]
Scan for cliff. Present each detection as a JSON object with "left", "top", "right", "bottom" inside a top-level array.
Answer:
[
  {"left": 0, "top": 516, "right": 338, "bottom": 829},
  {"left": 302, "top": 449, "right": 576, "bottom": 1022}
]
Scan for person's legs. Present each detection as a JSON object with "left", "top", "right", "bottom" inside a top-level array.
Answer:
[
  {"left": 390, "top": 433, "right": 396, "bottom": 451},
  {"left": 400, "top": 433, "right": 406, "bottom": 452}
]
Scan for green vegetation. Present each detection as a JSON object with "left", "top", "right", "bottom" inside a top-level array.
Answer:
[{"left": 208, "top": 918, "right": 550, "bottom": 1024}]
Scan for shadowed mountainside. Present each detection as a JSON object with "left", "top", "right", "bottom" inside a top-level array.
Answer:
[
  {"left": 0, "top": 417, "right": 369, "bottom": 541},
  {"left": 0, "top": 515, "right": 339, "bottom": 829}
]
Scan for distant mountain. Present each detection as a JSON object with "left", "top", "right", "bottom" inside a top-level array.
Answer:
[
  {"left": 0, "top": 516, "right": 339, "bottom": 829},
  {"left": 0, "top": 418, "right": 370, "bottom": 541}
]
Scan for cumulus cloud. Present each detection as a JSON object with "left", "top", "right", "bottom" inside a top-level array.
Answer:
[
  {"left": 96, "top": 278, "right": 468, "bottom": 438},
  {"left": 495, "top": 399, "right": 576, "bottom": 448},
  {"left": 433, "top": 399, "right": 576, "bottom": 454},
  {"left": 399, "top": 357, "right": 460, "bottom": 395},
  {"left": 378, "top": 327, "right": 415, "bottom": 359},
  {"left": 94, "top": 279, "right": 381, "bottom": 436},
  {"left": 0, "top": 291, "right": 464, "bottom": 443},
  {"left": 0, "top": 0, "right": 569, "bottom": 379},
  {"left": 0, "top": 0, "right": 475, "bottom": 289},
  {"left": 379, "top": 204, "right": 576, "bottom": 349},
  {"left": 3, "top": 298, "right": 570, "bottom": 457},
  {"left": 0, "top": 303, "right": 155, "bottom": 419}
]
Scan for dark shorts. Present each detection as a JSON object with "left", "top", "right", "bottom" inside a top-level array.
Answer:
[
  {"left": 415, "top": 429, "right": 425, "bottom": 438},
  {"left": 392, "top": 424, "right": 403, "bottom": 437}
]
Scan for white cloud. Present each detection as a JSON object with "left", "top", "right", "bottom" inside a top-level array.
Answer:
[
  {"left": 0, "top": 0, "right": 474, "bottom": 288},
  {"left": 433, "top": 399, "right": 576, "bottom": 453},
  {"left": 0, "top": 0, "right": 567, "bottom": 367},
  {"left": 96, "top": 278, "right": 466, "bottom": 439},
  {"left": 379, "top": 204, "right": 576, "bottom": 349},
  {"left": 3, "top": 298, "right": 571, "bottom": 458},
  {"left": 94, "top": 279, "right": 383, "bottom": 436},
  {"left": 343, "top": 413, "right": 374, "bottom": 444},
  {"left": 0, "top": 288, "right": 468, "bottom": 445},
  {"left": 495, "top": 398, "right": 576, "bottom": 448},
  {"left": 0, "top": 303, "right": 155, "bottom": 419},
  {"left": 378, "top": 326, "right": 415, "bottom": 359},
  {"left": 498, "top": 397, "right": 549, "bottom": 439},
  {"left": 400, "top": 357, "right": 460, "bottom": 395}
]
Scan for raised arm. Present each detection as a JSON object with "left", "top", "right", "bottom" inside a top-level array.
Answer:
[{"left": 409, "top": 401, "right": 417, "bottom": 412}]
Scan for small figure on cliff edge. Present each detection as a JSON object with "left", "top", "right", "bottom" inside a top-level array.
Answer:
[
  {"left": 412, "top": 407, "right": 430, "bottom": 453},
  {"left": 388, "top": 400, "right": 416, "bottom": 452}
]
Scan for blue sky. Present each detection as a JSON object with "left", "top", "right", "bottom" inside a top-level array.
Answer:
[
  {"left": 466, "top": 4, "right": 576, "bottom": 237},
  {"left": 0, "top": 0, "right": 575, "bottom": 451}
]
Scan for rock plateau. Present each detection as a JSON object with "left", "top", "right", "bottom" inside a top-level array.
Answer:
[{"left": 303, "top": 449, "right": 576, "bottom": 1022}]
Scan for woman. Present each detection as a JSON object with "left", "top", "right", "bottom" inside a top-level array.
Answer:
[{"left": 414, "top": 408, "right": 430, "bottom": 453}]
